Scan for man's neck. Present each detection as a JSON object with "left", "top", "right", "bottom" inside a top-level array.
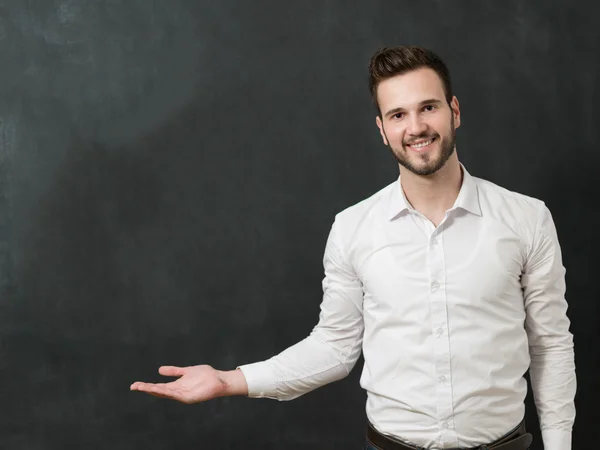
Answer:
[{"left": 399, "top": 154, "right": 463, "bottom": 226}]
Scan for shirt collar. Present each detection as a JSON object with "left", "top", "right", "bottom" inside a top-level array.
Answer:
[{"left": 387, "top": 163, "right": 482, "bottom": 221}]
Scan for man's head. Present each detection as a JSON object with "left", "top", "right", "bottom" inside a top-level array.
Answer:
[{"left": 369, "top": 46, "right": 461, "bottom": 176}]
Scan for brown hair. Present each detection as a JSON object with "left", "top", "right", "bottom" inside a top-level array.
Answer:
[{"left": 368, "top": 46, "right": 453, "bottom": 115}]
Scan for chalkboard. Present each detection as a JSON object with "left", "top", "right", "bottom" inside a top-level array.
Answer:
[{"left": 0, "top": 1, "right": 596, "bottom": 448}]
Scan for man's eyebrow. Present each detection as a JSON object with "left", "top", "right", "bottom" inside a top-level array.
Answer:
[{"left": 384, "top": 99, "right": 444, "bottom": 118}]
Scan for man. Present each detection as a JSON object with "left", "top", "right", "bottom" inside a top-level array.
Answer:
[{"left": 131, "top": 46, "right": 576, "bottom": 450}]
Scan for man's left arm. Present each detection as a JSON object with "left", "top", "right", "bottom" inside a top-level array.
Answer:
[{"left": 522, "top": 203, "right": 576, "bottom": 450}]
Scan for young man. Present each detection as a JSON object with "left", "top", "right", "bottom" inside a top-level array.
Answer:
[{"left": 131, "top": 46, "right": 576, "bottom": 450}]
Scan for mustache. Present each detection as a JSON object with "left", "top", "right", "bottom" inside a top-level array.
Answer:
[{"left": 404, "top": 135, "right": 437, "bottom": 145}]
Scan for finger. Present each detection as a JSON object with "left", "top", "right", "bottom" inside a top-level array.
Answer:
[
  {"left": 130, "top": 381, "right": 171, "bottom": 392},
  {"left": 130, "top": 382, "right": 180, "bottom": 399},
  {"left": 158, "top": 366, "right": 186, "bottom": 377},
  {"left": 130, "top": 381, "right": 156, "bottom": 391},
  {"left": 130, "top": 381, "right": 157, "bottom": 390}
]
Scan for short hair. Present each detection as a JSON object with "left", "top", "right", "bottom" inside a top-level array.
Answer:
[{"left": 368, "top": 46, "right": 453, "bottom": 115}]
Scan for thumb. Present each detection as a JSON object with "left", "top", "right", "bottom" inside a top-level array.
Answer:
[{"left": 158, "top": 366, "right": 186, "bottom": 377}]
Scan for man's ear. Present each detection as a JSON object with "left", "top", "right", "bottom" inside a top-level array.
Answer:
[
  {"left": 376, "top": 116, "right": 388, "bottom": 145},
  {"left": 451, "top": 96, "right": 461, "bottom": 129}
]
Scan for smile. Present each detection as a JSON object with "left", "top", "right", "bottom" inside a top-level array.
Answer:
[{"left": 407, "top": 137, "right": 436, "bottom": 151}]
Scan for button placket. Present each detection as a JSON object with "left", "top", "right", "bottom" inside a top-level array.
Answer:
[{"left": 428, "top": 226, "right": 458, "bottom": 447}]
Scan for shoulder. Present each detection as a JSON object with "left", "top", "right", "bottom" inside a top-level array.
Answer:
[
  {"left": 474, "top": 175, "right": 547, "bottom": 221},
  {"left": 322, "top": 180, "right": 397, "bottom": 269},
  {"left": 332, "top": 180, "right": 396, "bottom": 236},
  {"left": 472, "top": 175, "right": 554, "bottom": 256}
]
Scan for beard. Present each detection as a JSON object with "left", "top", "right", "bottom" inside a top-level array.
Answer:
[{"left": 386, "top": 116, "right": 456, "bottom": 176}]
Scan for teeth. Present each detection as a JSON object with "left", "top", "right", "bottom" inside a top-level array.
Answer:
[{"left": 409, "top": 139, "right": 433, "bottom": 148}]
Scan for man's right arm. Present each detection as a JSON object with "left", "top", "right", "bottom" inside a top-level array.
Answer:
[{"left": 131, "top": 218, "right": 365, "bottom": 403}]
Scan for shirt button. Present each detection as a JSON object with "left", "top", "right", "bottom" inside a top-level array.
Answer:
[
  {"left": 442, "top": 422, "right": 450, "bottom": 429},
  {"left": 431, "top": 281, "right": 440, "bottom": 292},
  {"left": 435, "top": 327, "right": 444, "bottom": 337},
  {"left": 439, "top": 375, "right": 447, "bottom": 382}
]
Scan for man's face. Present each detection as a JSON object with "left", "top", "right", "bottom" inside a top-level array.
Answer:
[{"left": 375, "top": 68, "right": 461, "bottom": 176}]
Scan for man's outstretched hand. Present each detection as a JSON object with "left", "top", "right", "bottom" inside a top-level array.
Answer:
[{"left": 130, "top": 365, "right": 248, "bottom": 403}]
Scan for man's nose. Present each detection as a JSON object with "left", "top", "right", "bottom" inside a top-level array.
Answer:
[{"left": 407, "top": 116, "right": 427, "bottom": 136}]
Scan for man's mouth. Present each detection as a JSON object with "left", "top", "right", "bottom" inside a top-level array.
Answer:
[{"left": 406, "top": 137, "right": 436, "bottom": 151}]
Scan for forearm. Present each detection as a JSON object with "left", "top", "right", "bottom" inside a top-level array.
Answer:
[
  {"left": 529, "top": 344, "right": 576, "bottom": 450},
  {"left": 238, "top": 331, "right": 362, "bottom": 400}
]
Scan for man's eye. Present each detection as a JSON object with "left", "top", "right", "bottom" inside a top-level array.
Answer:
[
  {"left": 392, "top": 113, "right": 403, "bottom": 119},
  {"left": 423, "top": 105, "right": 435, "bottom": 111}
]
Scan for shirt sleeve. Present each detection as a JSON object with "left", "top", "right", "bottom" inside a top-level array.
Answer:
[
  {"left": 237, "top": 218, "right": 365, "bottom": 400},
  {"left": 522, "top": 204, "right": 576, "bottom": 450}
]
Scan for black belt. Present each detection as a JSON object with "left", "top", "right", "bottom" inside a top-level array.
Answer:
[{"left": 366, "top": 419, "right": 533, "bottom": 450}]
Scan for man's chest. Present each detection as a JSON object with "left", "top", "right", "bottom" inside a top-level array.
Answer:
[{"left": 350, "top": 217, "right": 528, "bottom": 322}]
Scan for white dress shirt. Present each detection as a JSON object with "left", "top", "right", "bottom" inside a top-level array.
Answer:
[{"left": 239, "top": 164, "right": 576, "bottom": 450}]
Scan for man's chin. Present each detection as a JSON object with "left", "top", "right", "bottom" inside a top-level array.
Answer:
[
  {"left": 410, "top": 165, "right": 442, "bottom": 176},
  {"left": 398, "top": 157, "right": 445, "bottom": 176}
]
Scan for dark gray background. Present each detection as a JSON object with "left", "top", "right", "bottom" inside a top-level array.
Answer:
[{"left": 0, "top": 1, "right": 597, "bottom": 449}]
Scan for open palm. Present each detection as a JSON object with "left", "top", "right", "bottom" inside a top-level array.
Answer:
[{"left": 130, "top": 365, "right": 226, "bottom": 404}]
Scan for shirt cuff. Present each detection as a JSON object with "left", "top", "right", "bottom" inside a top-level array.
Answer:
[
  {"left": 237, "top": 361, "right": 279, "bottom": 399},
  {"left": 541, "top": 428, "right": 572, "bottom": 450}
]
